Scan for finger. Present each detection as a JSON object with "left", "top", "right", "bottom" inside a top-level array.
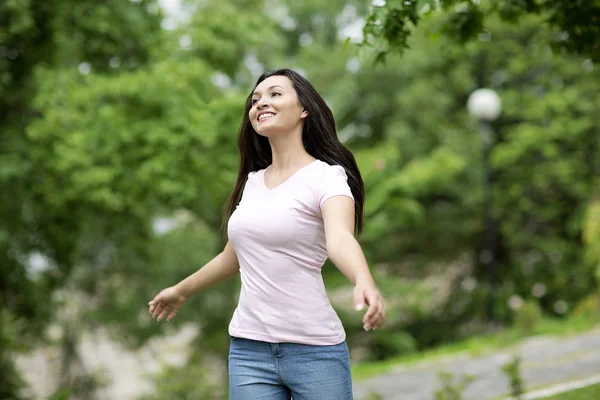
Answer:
[
  {"left": 152, "top": 303, "right": 166, "bottom": 319},
  {"left": 157, "top": 306, "right": 172, "bottom": 322},
  {"left": 363, "top": 296, "right": 381, "bottom": 324},
  {"left": 166, "top": 308, "right": 179, "bottom": 322},
  {"left": 369, "top": 308, "right": 385, "bottom": 328},
  {"left": 363, "top": 307, "right": 379, "bottom": 331},
  {"left": 353, "top": 287, "right": 365, "bottom": 311},
  {"left": 365, "top": 299, "right": 384, "bottom": 326},
  {"left": 366, "top": 299, "right": 386, "bottom": 330},
  {"left": 148, "top": 295, "right": 162, "bottom": 313},
  {"left": 372, "top": 302, "right": 386, "bottom": 328}
]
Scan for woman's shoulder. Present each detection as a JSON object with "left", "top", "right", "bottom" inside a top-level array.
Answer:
[
  {"left": 247, "top": 167, "right": 267, "bottom": 180},
  {"left": 311, "top": 159, "right": 347, "bottom": 178}
]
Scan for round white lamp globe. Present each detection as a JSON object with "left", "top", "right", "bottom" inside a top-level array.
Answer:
[{"left": 467, "top": 88, "right": 502, "bottom": 121}]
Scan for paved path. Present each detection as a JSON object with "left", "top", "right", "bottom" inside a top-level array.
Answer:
[{"left": 353, "top": 327, "right": 600, "bottom": 400}]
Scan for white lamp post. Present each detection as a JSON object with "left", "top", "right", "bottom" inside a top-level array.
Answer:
[
  {"left": 467, "top": 89, "right": 502, "bottom": 121},
  {"left": 467, "top": 88, "right": 501, "bottom": 319}
]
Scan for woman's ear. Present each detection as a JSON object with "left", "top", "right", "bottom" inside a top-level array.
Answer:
[{"left": 301, "top": 109, "right": 309, "bottom": 119}]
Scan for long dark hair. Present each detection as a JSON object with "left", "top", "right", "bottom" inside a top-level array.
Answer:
[{"left": 223, "top": 69, "right": 365, "bottom": 234}]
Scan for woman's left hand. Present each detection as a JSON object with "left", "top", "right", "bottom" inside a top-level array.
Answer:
[{"left": 353, "top": 280, "right": 385, "bottom": 331}]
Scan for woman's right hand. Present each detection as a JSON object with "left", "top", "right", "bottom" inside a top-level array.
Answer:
[{"left": 148, "top": 286, "right": 188, "bottom": 322}]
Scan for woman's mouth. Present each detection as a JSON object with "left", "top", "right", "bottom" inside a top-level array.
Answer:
[{"left": 258, "top": 112, "right": 276, "bottom": 122}]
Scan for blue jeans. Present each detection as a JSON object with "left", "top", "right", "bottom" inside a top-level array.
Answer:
[{"left": 228, "top": 336, "right": 353, "bottom": 400}]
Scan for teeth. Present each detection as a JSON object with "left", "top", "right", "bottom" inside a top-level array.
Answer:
[{"left": 259, "top": 113, "right": 274, "bottom": 121}]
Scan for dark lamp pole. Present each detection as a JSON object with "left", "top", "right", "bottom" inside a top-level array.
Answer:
[{"left": 467, "top": 88, "right": 501, "bottom": 319}]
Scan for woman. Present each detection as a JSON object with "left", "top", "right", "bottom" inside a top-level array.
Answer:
[{"left": 148, "top": 69, "right": 386, "bottom": 399}]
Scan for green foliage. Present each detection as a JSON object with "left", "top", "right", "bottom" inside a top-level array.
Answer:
[
  {"left": 1, "top": 2, "right": 165, "bottom": 398},
  {"left": 0, "top": 311, "right": 30, "bottom": 400},
  {"left": 179, "top": 1, "right": 284, "bottom": 77},
  {"left": 514, "top": 301, "right": 543, "bottom": 335},
  {"left": 572, "top": 294, "right": 600, "bottom": 321},
  {"left": 364, "top": 12, "right": 600, "bottom": 338},
  {"left": 543, "top": 383, "right": 600, "bottom": 400},
  {"left": 362, "top": 0, "right": 421, "bottom": 64},
  {"left": 362, "top": 0, "right": 600, "bottom": 62},
  {"left": 502, "top": 355, "right": 525, "bottom": 399},
  {"left": 27, "top": 59, "right": 239, "bottom": 220},
  {"left": 48, "top": 387, "right": 73, "bottom": 400},
  {"left": 372, "top": 330, "right": 418, "bottom": 358},
  {"left": 137, "top": 354, "right": 224, "bottom": 400},
  {"left": 434, "top": 371, "right": 475, "bottom": 400},
  {"left": 583, "top": 200, "right": 600, "bottom": 283}
]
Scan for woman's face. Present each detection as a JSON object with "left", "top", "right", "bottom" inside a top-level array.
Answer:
[{"left": 248, "top": 75, "right": 308, "bottom": 137}]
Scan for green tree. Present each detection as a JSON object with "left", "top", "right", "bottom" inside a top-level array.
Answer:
[
  {"left": 584, "top": 200, "right": 600, "bottom": 283},
  {"left": 351, "top": 11, "right": 599, "bottom": 347},
  {"left": 1, "top": 1, "right": 164, "bottom": 397},
  {"left": 362, "top": 0, "right": 600, "bottom": 63}
]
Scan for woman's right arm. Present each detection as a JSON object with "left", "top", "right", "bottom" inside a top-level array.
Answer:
[
  {"left": 175, "top": 241, "right": 240, "bottom": 298},
  {"left": 149, "top": 241, "right": 239, "bottom": 321}
]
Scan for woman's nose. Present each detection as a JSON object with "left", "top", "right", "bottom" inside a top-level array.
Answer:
[{"left": 257, "top": 98, "right": 269, "bottom": 108}]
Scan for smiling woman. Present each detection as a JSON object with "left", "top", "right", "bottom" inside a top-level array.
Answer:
[
  {"left": 248, "top": 79, "right": 307, "bottom": 137},
  {"left": 148, "top": 68, "right": 385, "bottom": 400},
  {"left": 228, "top": 69, "right": 366, "bottom": 233}
]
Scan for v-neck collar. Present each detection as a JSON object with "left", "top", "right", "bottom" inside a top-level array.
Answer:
[{"left": 262, "top": 160, "right": 319, "bottom": 191}]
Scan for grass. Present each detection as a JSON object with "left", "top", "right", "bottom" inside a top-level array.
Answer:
[
  {"left": 543, "top": 383, "right": 600, "bottom": 399},
  {"left": 351, "top": 316, "right": 600, "bottom": 381}
]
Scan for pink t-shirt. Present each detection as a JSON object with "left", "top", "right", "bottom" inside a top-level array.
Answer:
[{"left": 227, "top": 159, "right": 354, "bottom": 345}]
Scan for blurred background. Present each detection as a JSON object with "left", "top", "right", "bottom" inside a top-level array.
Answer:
[{"left": 1, "top": 0, "right": 599, "bottom": 399}]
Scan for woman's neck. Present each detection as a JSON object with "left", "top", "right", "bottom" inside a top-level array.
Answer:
[{"left": 268, "top": 130, "right": 315, "bottom": 172}]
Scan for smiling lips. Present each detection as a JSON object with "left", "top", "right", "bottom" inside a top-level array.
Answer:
[{"left": 258, "top": 112, "right": 276, "bottom": 122}]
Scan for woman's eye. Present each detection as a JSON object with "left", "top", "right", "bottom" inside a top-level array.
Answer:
[
  {"left": 271, "top": 92, "right": 281, "bottom": 97},
  {"left": 251, "top": 98, "right": 259, "bottom": 104}
]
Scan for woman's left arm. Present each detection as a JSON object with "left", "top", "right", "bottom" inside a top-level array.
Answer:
[{"left": 322, "top": 196, "right": 386, "bottom": 331}]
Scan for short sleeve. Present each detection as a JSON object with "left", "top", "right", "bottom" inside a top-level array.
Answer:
[
  {"left": 236, "top": 171, "right": 258, "bottom": 209},
  {"left": 316, "top": 165, "right": 354, "bottom": 208}
]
